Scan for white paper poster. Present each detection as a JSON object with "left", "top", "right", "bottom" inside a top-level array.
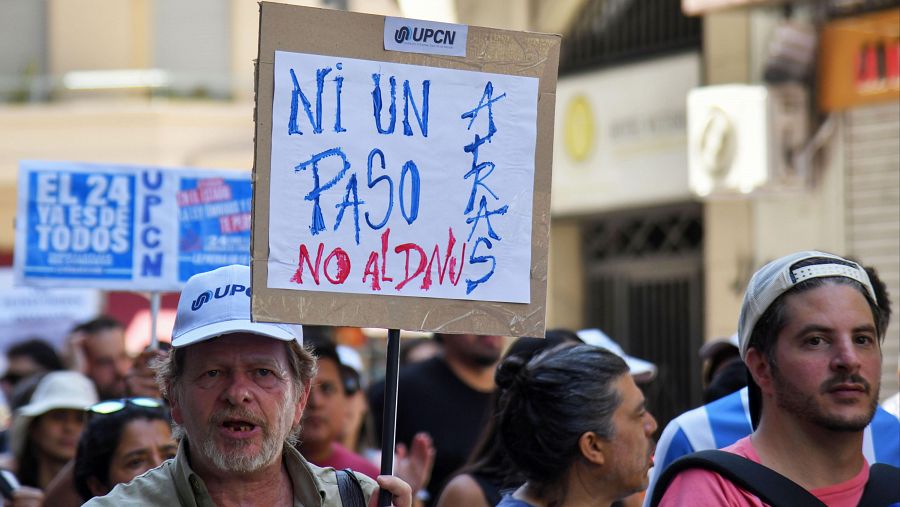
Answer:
[
  {"left": 267, "top": 50, "right": 539, "bottom": 303},
  {"left": 0, "top": 268, "right": 101, "bottom": 354}
]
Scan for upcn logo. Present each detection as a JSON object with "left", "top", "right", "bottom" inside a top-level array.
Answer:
[
  {"left": 394, "top": 25, "right": 457, "bottom": 46},
  {"left": 394, "top": 26, "right": 411, "bottom": 44},
  {"left": 191, "top": 284, "right": 252, "bottom": 311}
]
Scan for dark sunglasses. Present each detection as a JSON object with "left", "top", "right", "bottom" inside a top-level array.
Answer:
[{"left": 88, "top": 397, "right": 165, "bottom": 415}]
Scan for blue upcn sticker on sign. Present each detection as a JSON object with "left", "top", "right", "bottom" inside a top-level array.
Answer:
[{"left": 384, "top": 17, "right": 468, "bottom": 57}]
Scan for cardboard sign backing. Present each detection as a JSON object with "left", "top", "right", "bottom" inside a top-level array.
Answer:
[{"left": 252, "top": 2, "right": 559, "bottom": 337}]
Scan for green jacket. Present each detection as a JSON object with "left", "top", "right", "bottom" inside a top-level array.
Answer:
[{"left": 84, "top": 439, "right": 376, "bottom": 506}]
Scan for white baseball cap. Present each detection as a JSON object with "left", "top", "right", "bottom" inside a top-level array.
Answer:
[
  {"left": 577, "top": 328, "right": 658, "bottom": 381},
  {"left": 172, "top": 265, "right": 303, "bottom": 348},
  {"left": 737, "top": 251, "right": 876, "bottom": 360}
]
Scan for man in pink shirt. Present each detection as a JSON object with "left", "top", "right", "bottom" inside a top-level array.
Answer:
[
  {"left": 299, "top": 340, "right": 382, "bottom": 479},
  {"left": 659, "top": 251, "right": 889, "bottom": 506}
]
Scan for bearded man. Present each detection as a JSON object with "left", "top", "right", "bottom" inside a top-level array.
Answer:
[
  {"left": 85, "top": 265, "right": 410, "bottom": 507},
  {"left": 657, "top": 252, "right": 896, "bottom": 506}
]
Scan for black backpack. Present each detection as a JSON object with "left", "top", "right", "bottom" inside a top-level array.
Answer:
[
  {"left": 336, "top": 469, "right": 367, "bottom": 507},
  {"left": 648, "top": 450, "right": 900, "bottom": 507}
]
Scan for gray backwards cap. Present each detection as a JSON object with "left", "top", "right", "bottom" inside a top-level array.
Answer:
[{"left": 737, "top": 250, "right": 876, "bottom": 360}]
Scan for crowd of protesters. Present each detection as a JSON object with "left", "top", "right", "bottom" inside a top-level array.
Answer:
[{"left": 0, "top": 251, "right": 898, "bottom": 506}]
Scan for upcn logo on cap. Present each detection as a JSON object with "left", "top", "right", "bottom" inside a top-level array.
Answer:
[{"left": 191, "top": 284, "right": 252, "bottom": 311}]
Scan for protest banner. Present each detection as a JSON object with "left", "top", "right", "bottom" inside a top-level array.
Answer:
[
  {"left": 252, "top": 3, "right": 560, "bottom": 337},
  {"left": 0, "top": 267, "right": 101, "bottom": 354},
  {"left": 15, "top": 160, "right": 251, "bottom": 291}
]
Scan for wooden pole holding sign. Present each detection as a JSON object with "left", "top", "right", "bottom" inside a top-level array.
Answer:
[{"left": 378, "top": 328, "right": 402, "bottom": 506}]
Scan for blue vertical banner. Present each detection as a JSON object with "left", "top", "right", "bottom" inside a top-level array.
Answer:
[{"left": 15, "top": 161, "right": 251, "bottom": 290}]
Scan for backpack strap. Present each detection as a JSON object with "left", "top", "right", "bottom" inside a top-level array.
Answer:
[
  {"left": 336, "top": 469, "right": 367, "bottom": 507},
  {"left": 648, "top": 450, "right": 826, "bottom": 507},
  {"left": 858, "top": 463, "right": 900, "bottom": 507},
  {"left": 470, "top": 473, "right": 503, "bottom": 506}
]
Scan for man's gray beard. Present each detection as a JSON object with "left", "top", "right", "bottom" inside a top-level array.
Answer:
[
  {"left": 172, "top": 418, "right": 302, "bottom": 474},
  {"left": 199, "top": 427, "right": 282, "bottom": 473},
  {"left": 172, "top": 400, "right": 301, "bottom": 473}
]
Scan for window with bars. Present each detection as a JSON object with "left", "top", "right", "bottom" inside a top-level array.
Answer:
[{"left": 560, "top": 0, "right": 702, "bottom": 75}]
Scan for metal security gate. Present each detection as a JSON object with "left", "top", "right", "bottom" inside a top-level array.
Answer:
[
  {"left": 844, "top": 101, "right": 900, "bottom": 399},
  {"left": 583, "top": 203, "right": 704, "bottom": 428}
]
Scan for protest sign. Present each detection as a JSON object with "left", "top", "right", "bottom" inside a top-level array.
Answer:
[
  {"left": 267, "top": 51, "right": 538, "bottom": 303},
  {"left": 252, "top": 3, "right": 560, "bottom": 336},
  {"left": 0, "top": 267, "right": 101, "bottom": 354},
  {"left": 15, "top": 161, "right": 251, "bottom": 290}
]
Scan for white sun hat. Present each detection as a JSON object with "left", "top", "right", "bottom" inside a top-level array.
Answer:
[
  {"left": 11, "top": 371, "right": 98, "bottom": 458},
  {"left": 577, "top": 328, "right": 658, "bottom": 381},
  {"left": 172, "top": 264, "right": 303, "bottom": 348}
]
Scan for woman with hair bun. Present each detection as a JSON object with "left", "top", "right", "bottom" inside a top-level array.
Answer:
[
  {"left": 436, "top": 331, "right": 581, "bottom": 507},
  {"left": 496, "top": 343, "right": 658, "bottom": 507}
]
